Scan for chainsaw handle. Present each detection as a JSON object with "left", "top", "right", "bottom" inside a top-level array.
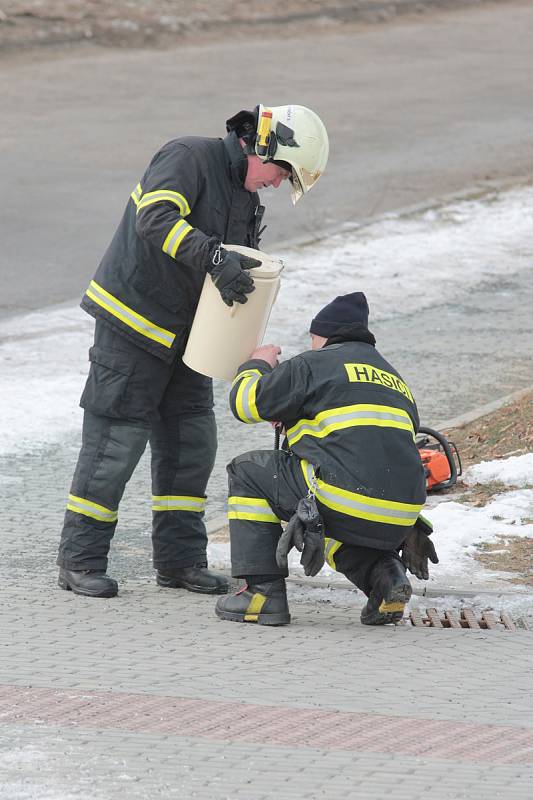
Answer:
[{"left": 418, "top": 425, "right": 458, "bottom": 489}]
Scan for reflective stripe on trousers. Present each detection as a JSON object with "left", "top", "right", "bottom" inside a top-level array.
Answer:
[{"left": 228, "top": 496, "right": 280, "bottom": 524}]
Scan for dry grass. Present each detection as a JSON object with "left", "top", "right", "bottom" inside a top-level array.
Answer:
[
  {"left": 444, "top": 390, "right": 533, "bottom": 581},
  {"left": 443, "top": 389, "right": 533, "bottom": 469},
  {"left": 475, "top": 536, "right": 533, "bottom": 585}
]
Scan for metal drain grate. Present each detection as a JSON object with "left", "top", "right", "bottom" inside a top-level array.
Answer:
[{"left": 409, "top": 608, "right": 530, "bottom": 631}]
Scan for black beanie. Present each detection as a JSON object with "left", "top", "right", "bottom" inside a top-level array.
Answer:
[{"left": 310, "top": 292, "right": 369, "bottom": 338}]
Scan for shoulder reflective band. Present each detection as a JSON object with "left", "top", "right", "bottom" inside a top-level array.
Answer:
[
  {"left": 162, "top": 219, "right": 193, "bottom": 258},
  {"left": 344, "top": 363, "right": 414, "bottom": 403},
  {"left": 287, "top": 403, "right": 415, "bottom": 447},
  {"left": 228, "top": 496, "right": 280, "bottom": 524},
  {"left": 136, "top": 189, "right": 191, "bottom": 217},
  {"left": 232, "top": 369, "right": 264, "bottom": 423},
  {"left": 300, "top": 460, "right": 423, "bottom": 527},
  {"left": 152, "top": 495, "right": 206, "bottom": 513},
  {"left": 324, "top": 537, "right": 343, "bottom": 569},
  {"left": 131, "top": 182, "right": 142, "bottom": 207},
  {"left": 86, "top": 280, "right": 176, "bottom": 349},
  {"left": 67, "top": 494, "right": 118, "bottom": 523}
]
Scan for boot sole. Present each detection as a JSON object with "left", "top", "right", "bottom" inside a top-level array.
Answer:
[
  {"left": 361, "top": 582, "right": 412, "bottom": 626},
  {"left": 215, "top": 606, "right": 291, "bottom": 626},
  {"left": 156, "top": 575, "right": 229, "bottom": 595},
  {"left": 57, "top": 576, "right": 118, "bottom": 599}
]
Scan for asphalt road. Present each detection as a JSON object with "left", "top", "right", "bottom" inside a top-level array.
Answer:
[{"left": 1, "top": 0, "right": 533, "bottom": 318}]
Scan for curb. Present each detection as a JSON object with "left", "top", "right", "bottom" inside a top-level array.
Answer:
[
  {"left": 433, "top": 385, "right": 533, "bottom": 431},
  {"left": 270, "top": 176, "right": 533, "bottom": 253}
]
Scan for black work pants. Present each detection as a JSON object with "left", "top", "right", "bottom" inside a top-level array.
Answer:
[
  {"left": 57, "top": 320, "right": 217, "bottom": 572},
  {"left": 227, "top": 449, "right": 401, "bottom": 596}
]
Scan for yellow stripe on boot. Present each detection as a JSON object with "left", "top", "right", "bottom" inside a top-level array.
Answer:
[
  {"left": 244, "top": 592, "right": 267, "bottom": 622},
  {"left": 379, "top": 600, "right": 406, "bottom": 613}
]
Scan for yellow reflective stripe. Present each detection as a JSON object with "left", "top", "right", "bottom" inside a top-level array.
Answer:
[
  {"left": 287, "top": 403, "right": 415, "bottom": 447},
  {"left": 86, "top": 280, "right": 176, "bottom": 349},
  {"left": 235, "top": 374, "right": 263, "bottom": 423},
  {"left": 300, "top": 460, "right": 423, "bottom": 527},
  {"left": 162, "top": 219, "right": 193, "bottom": 258},
  {"left": 227, "top": 496, "right": 280, "bottom": 524},
  {"left": 130, "top": 182, "right": 142, "bottom": 207},
  {"left": 244, "top": 592, "right": 267, "bottom": 621},
  {"left": 136, "top": 189, "right": 191, "bottom": 216},
  {"left": 344, "top": 363, "right": 414, "bottom": 403},
  {"left": 232, "top": 368, "right": 263, "bottom": 388},
  {"left": 66, "top": 494, "right": 118, "bottom": 523},
  {"left": 152, "top": 495, "right": 206, "bottom": 513},
  {"left": 324, "top": 537, "right": 343, "bottom": 569}
]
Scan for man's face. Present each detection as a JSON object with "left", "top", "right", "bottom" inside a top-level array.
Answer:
[
  {"left": 310, "top": 334, "right": 328, "bottom": 351},
  {"left": 244, "top": 156, "right": 291, "bottom": 193}
]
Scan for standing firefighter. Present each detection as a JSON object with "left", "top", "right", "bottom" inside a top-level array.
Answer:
[
  {"left": 216, "top": 292, "right": 438, "bottom": 626},
  {"left": 57, "top": 104, "right": 329, "bottom": 598}
]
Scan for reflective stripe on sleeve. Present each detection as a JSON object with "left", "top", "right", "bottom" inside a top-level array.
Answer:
[
  {"left": 162, "top": 219, "right": 193, "bottom": 258},
  {"left": 152, "top": 495, "right": 206, "bottom": 513},
  {"left": 233, "top": 370, "right": 264, "bottom": 423},
  {"left": 228, "top": 496, "right": 280, "bottom": 524},
  {"left": 324, "top": 537, "right": 343, "bottom": 569},
  {"left": 136, "top": 189, "right": 191, "bottom": 216},
  {"left": 130, "top": 183, "right": 142, "bottom": 207},
  {"left": 300, "top": 460, "right": 423, "bottom": 527},
  {"left": 85, "top": 280, "right": 176, "bottom": 349},
  {"left": 66, "top": 494, "right": 118, "bottom": 523},
  {"left": 287, "top": 403, "right": 415, "bottom": 447}
]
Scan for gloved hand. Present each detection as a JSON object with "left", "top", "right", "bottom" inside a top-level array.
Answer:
[
  {"left": 208, "top": 247, "right": 260, "bottom": 306},
  {"left": 401, "top": 514, "right": 439, "bottom": 580},
  {"left": 276, "top": 496, "right": 325, "bottom": 577}
]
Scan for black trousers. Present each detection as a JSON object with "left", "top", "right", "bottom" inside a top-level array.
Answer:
[
  {"left": 227, "top": 449, "right": 401, "bottom": 597},
  {"left": 57, "top": 320, "right": 217, "bottom": 572}
]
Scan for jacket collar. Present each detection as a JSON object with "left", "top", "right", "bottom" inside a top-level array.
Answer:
[
  {"left": 223, "top": 131, "right": 249, "bottom": 189},
  {"left": 325, "top": 324, "right": 376, "bottom": 347}
]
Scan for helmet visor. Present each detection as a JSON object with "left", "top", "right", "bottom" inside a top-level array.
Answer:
[
  {"left": 289, "top": 172, "right": 304, "bottom": 205},
  {"left": 290, "top": 167, "right": 322, "bottom": 205}
]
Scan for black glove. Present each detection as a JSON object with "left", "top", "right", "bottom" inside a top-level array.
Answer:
[
  {"left": 276, "top": 496, "right": 325, "bottom": 577},
  {"left": 208, "top": 247, "right": 260, "bottom": 307},
  {"left": 401, "top": 514, "right": 438, "bottom": 580}
]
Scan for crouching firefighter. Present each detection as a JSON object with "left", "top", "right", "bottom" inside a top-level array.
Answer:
[{"left": 215, "top": 292, "right": 439, "bottom": 626}]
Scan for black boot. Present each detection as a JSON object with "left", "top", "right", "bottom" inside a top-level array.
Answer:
[
  {"left": 58, "top": 568, "right": 118, "bottom": 598},
  {"left": 156, "top": 565, "right": 229, "bottom": 594},
  {"left": 215, "top": 578, "right": 290, "bottom": 626},
  {"left": 360, "top": 555, "right": 411, "bottom": 625}
]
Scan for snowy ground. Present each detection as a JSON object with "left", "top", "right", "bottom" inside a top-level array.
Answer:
[
  {"left": 2, "top": 184, "right": 532, "bottom": 455},
  {"left": 1, "top": 184, "right": 532, "bottom": 607},
  {"left": 206, "top": 452, "right": 533, "bottom": 618}
]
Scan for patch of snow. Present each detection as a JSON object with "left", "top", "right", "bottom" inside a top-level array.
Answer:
[
  {"left": 465, "top": 453, "right": 533, "bottom": 487},
  {"left": 2, "top": 186, "right": 533, "bottom": 458}
]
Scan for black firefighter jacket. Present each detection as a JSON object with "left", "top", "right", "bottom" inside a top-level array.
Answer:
[
  {"left": 229, "top": 327, "right": 427, "bottom": 549},
  {"left": 81, "top": 132, "right": 262, "bottom": 363}
]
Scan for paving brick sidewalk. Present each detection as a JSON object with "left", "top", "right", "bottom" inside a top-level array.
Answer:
[
  {"left": 2, "top": 577, "right": 533, "bottom": 799},
  {"left": 1, "top": 422, "right": 533, "bottom": 798}
]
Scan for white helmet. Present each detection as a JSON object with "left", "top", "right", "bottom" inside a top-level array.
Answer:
[{"left": 254, "top": 104, "right": 329, "bottom": 204}]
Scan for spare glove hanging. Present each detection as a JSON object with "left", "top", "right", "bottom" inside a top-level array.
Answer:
[{"left": 276, "top": 495, "right": 325, "bottom": 577}]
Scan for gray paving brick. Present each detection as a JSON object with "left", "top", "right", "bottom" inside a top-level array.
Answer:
[{"left": 2, "top": 412, "right": 533, "bottom": 798}]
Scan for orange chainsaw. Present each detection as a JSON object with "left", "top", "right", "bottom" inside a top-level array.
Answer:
[{"left": 416, "top": 426, "right": 462, "bottom": 492}]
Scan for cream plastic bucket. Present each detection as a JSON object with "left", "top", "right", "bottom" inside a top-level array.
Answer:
[{"left": 182, "top": 244, "right": 283, "bottom": 381}]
